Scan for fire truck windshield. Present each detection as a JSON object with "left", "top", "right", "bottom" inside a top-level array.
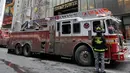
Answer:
[{"left": 106, "top": 19, "right": 120, "bottom": 34}]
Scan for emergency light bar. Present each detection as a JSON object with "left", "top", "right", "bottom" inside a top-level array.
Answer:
[{"left": 97, "top": 14, "right": 106, "bottom": 17}]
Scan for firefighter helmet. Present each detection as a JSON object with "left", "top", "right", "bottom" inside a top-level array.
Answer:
[{"left": 95, "top": 26, "right": 103, "bottom": 33}]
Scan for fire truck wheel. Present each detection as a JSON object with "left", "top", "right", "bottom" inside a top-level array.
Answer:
[
  {"left": 23, "top": 44, "right": 31, "bottom": 57},
  {"left": 75, "top": 45, "right": 92, "bottom": 66},
  {"left": 15, "top": 44, "right": 22, "bottom": 55}
]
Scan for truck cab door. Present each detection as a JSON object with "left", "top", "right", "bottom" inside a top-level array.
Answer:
[
  {"left": 54, "top": 22, "right": 61, "bottom": 55},
  {"left": 48, "top": 20, "right": 55, "bottom": 53}
]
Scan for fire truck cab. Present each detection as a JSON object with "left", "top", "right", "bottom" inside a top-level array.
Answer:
[{"left": 7, "top": 8, "right": 128, "bottom": 66}]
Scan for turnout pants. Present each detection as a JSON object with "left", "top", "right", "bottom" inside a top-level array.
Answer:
[{"left": 94, "top": 52, "right": 105, "bottom": 72}]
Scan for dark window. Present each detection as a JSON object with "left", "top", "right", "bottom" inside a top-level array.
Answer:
[
  {"left": 73, "top": 23, "right": 80, "bottom": 33},
  {"left": 57, "top": 22, "right": 60, "bottom": 31},
  {"left": 62, "top": 24, "right": 71, "bottom": 34},
  {"left": 93, "top": 21, "right": 101, "bottom": 32},
  {"left": 106, "top": 19, "right": 118, "bottom": 34},
  {"left": 62, "top": 21, "right": 71, "bottom": 24}
]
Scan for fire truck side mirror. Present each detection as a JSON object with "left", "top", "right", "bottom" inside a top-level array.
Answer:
[{"left": 88, "top": 30, "right": 92, "bottom": 39}]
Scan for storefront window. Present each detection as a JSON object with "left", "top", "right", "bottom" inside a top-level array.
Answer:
[
  {"left": 56, "top": 0, "right": 61, "bottom": 5},
  {"left": 65, "top": 0, "right": 70, "bottom": 3},
  {"left": 88, "top": 0, "right": 95, "bottom": 9},
  {"left": 80, "top": 0, "right": 95, "bottom": 10},
  {"left": 125, "top": 25, "right": 130, "bottom": 39},
  {"left": 118, "top": 0, "right": 124, "bottom": 6},
  {"left": 124, "top": 16, "right": 130, "bottom": 39},
  {"left": 61, "top": 0, "right": 65, "bottom": 4},
  {"left": 95, "top": 0, "right": 103, "bottom": 8},
  {"left": 53, "top": 0, "right": 57, "bottom": 6},
  {"left": 80, "top": 0, "right": 88, "bottom": 11},
  {"left": 117, "top": 0, "right": 124, "bottom": 11},
  {"left": 124, "top": 0, "right": 130, "bottom": 12},
  {"left": 49, "top": 0, "right": 53, "bottom": 7}
]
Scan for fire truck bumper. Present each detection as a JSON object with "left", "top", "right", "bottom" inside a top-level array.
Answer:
[{"left": 112, "top": 47, "right": 129, "bottom": 61}]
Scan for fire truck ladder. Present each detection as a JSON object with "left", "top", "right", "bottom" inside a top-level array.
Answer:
[{"left": 21, "top": 21, "right": 40, "bottom": 31}]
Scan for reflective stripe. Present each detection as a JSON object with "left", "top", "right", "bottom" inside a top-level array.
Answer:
[
  {"left": 95, "top": 38, "right": 103, "bottom": 44},
  {"left": 96, "top": 27, "right": 102, "bottom": 30},
  {"left": 93, "top": 48, "right": 106, "bottom": 52}
]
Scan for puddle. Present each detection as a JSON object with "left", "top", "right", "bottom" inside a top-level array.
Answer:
[{"left": 0, "top": 59, "right": 32, "bottom": 73}]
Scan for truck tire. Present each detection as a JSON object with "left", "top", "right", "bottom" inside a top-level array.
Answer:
[
  {"left": 15, "top": 44, "right": 22, "bottom": 55},
  {"left": 75, "top": 45, "right": 92, "bottom": 66},
  {"left": 23, "top": 44, "right": 31, "bottom": 57}
]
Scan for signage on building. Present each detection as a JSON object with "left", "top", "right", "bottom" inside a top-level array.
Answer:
[
  {"left": 3, "top": 16, "right": 12, "bottom": 25},
  {"left": 3, "top": 0, "right": 15, "bottom": 26},
  {"left": 54, "top": 0, "right": 78, "bottom": 11}
]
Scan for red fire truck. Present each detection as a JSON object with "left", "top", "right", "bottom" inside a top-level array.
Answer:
[{"left": 7, "top": 8, "right": 128, "bottom": 66}]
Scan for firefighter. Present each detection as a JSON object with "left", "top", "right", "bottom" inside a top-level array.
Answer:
[{"left": 92, "top": 26, "right": 107, "bottom": 73}]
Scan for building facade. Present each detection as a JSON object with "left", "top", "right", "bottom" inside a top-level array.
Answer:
[
  {"left": 12, "top": 0, "right": 130, "bottom": 39},
  {"left": 31, "top": 0, "right": 75, "bottom": 19},
  {"left": 12, "top": 0, "right": 32, "bottom": 31},
  {"left": 12, "top": 0, "right": 74, "bottom": 31},
  {"left": 0, "top": 0, "right": 6, "bottom": 28},
  {"left": 79, "top": 0, "right": 130, "bottom": 39},
  {"left": 2, "top": 0, "right": 15, "bottom": 29}
]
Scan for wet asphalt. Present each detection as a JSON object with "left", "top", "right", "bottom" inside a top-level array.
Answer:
[{"left": 0, "top": 46, "right": 130, "bottom": 73}]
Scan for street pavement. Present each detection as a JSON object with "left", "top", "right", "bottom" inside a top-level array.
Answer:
[
  {"left": 0, "top": 46, "right": 130, "bottom": 73},
  {"left": 0, "top": 60, "right": 17, "bottom": 73}
]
